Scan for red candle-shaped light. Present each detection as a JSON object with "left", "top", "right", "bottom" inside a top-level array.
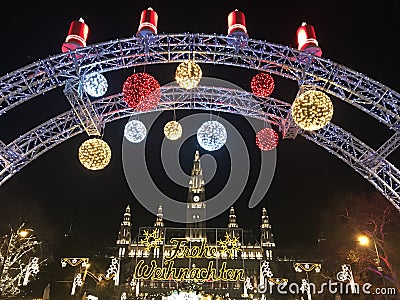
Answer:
[
  {"left": 296, "top": 22, "right": 322, "bottom": 57},
  {"left": 136, "top": 7, "right": 158, "bottom": 37},
  {"left": 227, "top": 9, "right": 248, "bottom": 37},
  {"left": 62, "top": 18, "right": 89, "bottom": 53}
]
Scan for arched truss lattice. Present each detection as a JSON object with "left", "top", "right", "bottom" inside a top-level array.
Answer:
[
  {"left": 0, "top": 33, "right": 399, "bottom": 210},
  {"left": 0, "top": 86, "right": 399, "bottom": 211}
]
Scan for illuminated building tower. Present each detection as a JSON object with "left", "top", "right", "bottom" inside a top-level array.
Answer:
[
  {"left": 116, "top": 205, "right": 132, "bottom": 257},
  {"left": 227, "top": 207, "right": 240, "bottom": 238},
  {"left": 228, "top": 207, "right": 238, "bottom": 228},
  {"left": 153, "top": 205, "right": 164, "bottom": 227},
  {"left": 260, "top": 207, "right": 275, "bottom": 260},
  {"left": 186, "top": 150, "right": 206, "bottom": 241}
]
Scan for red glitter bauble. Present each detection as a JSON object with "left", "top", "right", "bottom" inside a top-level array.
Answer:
[
  {"left": 255, "top": 128, "right": 279, "bottom": 151},
  {"left": 122, "top": 72, "right": 161, "bottom": 111},
  {"left": 251, "top": 73, "right": 275, "bottom": 97}
]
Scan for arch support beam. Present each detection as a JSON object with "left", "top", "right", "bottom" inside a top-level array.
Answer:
[
  {"left": 63, "top": 79, "right": 103, "bottom": 136},
  {"left": 361, "top": 131, "right": 400, "bottom": 169}
]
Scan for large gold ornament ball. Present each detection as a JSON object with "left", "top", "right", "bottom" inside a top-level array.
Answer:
[
  {"left": 78, "top": 138, "right": 112, "bottom": 170},
  {"left": 291, "top": 90, "right": 333, "bottom": 131},
  {"left": 164, "top": 121, "right": 182, "bottom": 140},
  {"left": 175, "top": 60, "right": 202, "bottom": 89}
]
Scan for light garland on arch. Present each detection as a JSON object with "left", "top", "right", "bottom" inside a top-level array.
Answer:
[{"left": 293, "top": 262, "right": 321, "bottom": 273}]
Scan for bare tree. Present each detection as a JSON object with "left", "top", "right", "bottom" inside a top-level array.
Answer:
[
  {"left": 335, "top": 191, "right": 400, "bottom": 294},
  {"left": 0, "top": 223, "right": 47, "bottom": 297}
]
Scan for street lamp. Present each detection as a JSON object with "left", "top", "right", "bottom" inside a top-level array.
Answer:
[
  {"left": 357, "top": 234, "right": 388, "bottom": 300},
  {"left": 18, "top": 229, "right": 32, "bottom": 239},
  {"left": 357, "top": 234, "right": 381, "bottom": 270}
]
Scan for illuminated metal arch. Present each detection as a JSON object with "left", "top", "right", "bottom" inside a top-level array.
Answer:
[
  {"left": 0, "top": 33, "right": 399, "bottom": 211},
  {"left": 0, "top": 86, "right": 399, "bottom": 211},
  {"left": 0, "top": 33, "right": 399, "bottom": 132}
]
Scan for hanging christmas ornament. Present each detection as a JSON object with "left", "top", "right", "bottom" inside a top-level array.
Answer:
[
  {"left": 122, "top": 72, "right": 161, "bottom": 111},
  {"left": 255, "top": 128, "right": 279, "bottom": 151},
  {"left": 197, "top": 120, "right": 227, "bottom": 151},
  {"left": 78, "top": 138, "right": 111, "bottom": 170},
  {"left": 291, "top": 90, "right": 333, "bottom": 131},
  {"left": 175, "top": 60, "right": 202, "bottom": 89},
  {"left": 251, "top": 73, "right": 275, "bottom": 97},
  {"left": 164, "top": 121, "right": 182, "bottom": 140},
  {"left": 124, "top": 120, "right": 147, "bottom": 143},
  {"left": 82, "top": 72, "right": 108, "bottom": 97}
]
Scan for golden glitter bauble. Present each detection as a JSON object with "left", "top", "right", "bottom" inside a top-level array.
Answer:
[
  {"left": 175, "top": 60, "right": 202, "bottom": 89},
  {"left": 164, "top": 121, "right": 182, "bottom": 140},
  {"left": 78, "top": 138, "right": 111, "bottom": 170},
  {"left": 291, "top": 90, "right": 333, "bottom": 131}
]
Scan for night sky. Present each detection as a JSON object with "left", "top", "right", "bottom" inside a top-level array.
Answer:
[{"left": 0, "top": 1, "right": 399, "bottom": 256}]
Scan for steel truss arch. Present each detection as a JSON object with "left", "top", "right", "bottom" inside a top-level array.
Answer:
[
  {"left": 0, "top": 86, "right": 399, "bottom": 211},
  {"left": 0, "top": 33, "right": 399, "bottom": 131}
]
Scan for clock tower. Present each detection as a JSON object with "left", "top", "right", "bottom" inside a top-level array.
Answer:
[{"left": 186, "top": 150, "right": 206, "bottom": 241}]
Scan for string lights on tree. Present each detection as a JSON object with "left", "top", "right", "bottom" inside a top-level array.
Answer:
[
  {"left": 250, "top": 73, "right": 275, "bottom": 97},
  {"left": 82, "top": 72, "right": 108, "bottom": 97},
  {"left": 78, "top": 138, "right": 112, "bottom": 170},
  {"left": 122, "top": 72, "right": 161, "bottom": 111},
  {"left": 124, "top": 120, "right": 147, "bottom": 143},
  {"left": 291, "top": 90, "right": 333, "bottom": 131},
  {"left": 197, "top": 120, "right": 227, "bottom": 151},
  {"left": 0, "top": 225, "right": 46, "bottom": 298},
  {"left": 164, "top": 120, "right": 182, "bottom": 140},
  {"left": 255, "top": 127, "right": 279, "bottom": 151},
  {"left": 175, "top": 60, "right": 202, "bottom": 89}
]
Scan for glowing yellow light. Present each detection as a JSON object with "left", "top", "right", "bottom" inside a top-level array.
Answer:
[
  {"left": 175, "top": 60, "right": 202, "bottom": 89},
  {"left": 18, "top": 229, "right": 30, "bottom": 238},
  {"left": 358, "top": 235, "right": 370, "bottom": 246},
  {"left": 140, "top": 228, "right": 163, "bottom": 251},
  {"left": 218, "top": 233, "right": 241, "bottom": 258},
  {"left": 78, "top": 138, "right": 111, "bottom": 170},
  {"left": 291, "top": 90, "right": 333, "bottom": 131},
  {"left": 164, "top": 120, "right": 182, "bottom": 140}
]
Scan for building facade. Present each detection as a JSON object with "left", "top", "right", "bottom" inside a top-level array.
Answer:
[{"left": 115, "top": 150, "right": 278, "bottom": 300}]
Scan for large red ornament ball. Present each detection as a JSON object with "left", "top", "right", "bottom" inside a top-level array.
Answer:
[
  {"left": 255, "top": 128, "right": 279, "bottom": 151},
  {"left": 251, "top": 73, "right": 275, "bottom": 97},
  {"left": 122, "top": 72, "right": 161, "bottom": 111}
]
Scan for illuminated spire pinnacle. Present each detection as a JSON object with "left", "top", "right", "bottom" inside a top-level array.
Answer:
[
  {"left": 260, "top": 207, "right": 275, "bottom": 259},
  {"left": 154, "top": 205, "right": 164, "bottom": 227},
  {"left": 189, "top": 150, "right": 205, "bottom": 193},
  {"left": 228, "top": 207, "right": 238, "bottom": 228},
  {"left": 117, "top": 205, "right": 132, "bottom": 245},
  {"left": 261, "top": 207, "right": 271, "bottom": 229}
]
